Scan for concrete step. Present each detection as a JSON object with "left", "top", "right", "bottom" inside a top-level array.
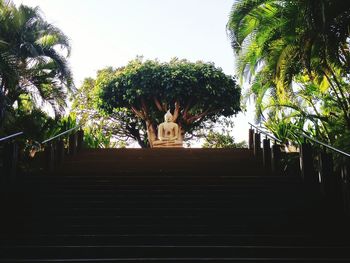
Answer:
[
  {"left": 1, "top": 148, "right": 349, "bottom": 261},
  {"left": 3, "top": 233, "right": 348, "bottom": 246},
  {"left": 1, "top": 245, "right": 350, "bottom": 261}
]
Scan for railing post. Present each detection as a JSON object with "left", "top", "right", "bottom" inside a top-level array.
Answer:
[
  {"left": 3, "top": 141, "right": 19, "bottom": 181},
  {"left": 69, "top": 132, "right": 77, "bottom": 156},
  {"left": 56, "top": 139, "right": 65, "bottom": 165},
  {"left": 45, "top": 142, "right": 55, "bottom": 173},
  {"left": 341, "top": 162, "right": 350, "bottom": 215},
  {"left": 318, "top": 151, "right": 334, "bottom": 197},
  {"left": 271, "top": 144, "right": 282, "bottom": 175},
  {"left": 262, "top": 138, "right": 271, "bottom": 170},
  {"left": 249, "top": 128, "right": 254, "bottom": 150},
  {"left": 299, "top": 142, "right": 316, "bottom": 184},
  {"left": 77, "top": 129, "right": 84, "bottom": 152},
  {"left": 253, "top": 133, "right": 261, "bottom": 157}
]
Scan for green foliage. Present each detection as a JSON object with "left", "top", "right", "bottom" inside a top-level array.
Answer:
[
  {"left": 83, "top": 127, "right": 118, "bottom": 149},
  {"left": 72, "top": 72, "right": 148, "bottom": 148},
  {"left": 3, "top": 108, "right": 58, "bottom": 142},
  {"left": 0, "top": 0, "right": 73, "bottom": 128},
  {"left": 73, "top": 58, "right": 241, "bottom": 148},
  {"left": 202, "top": 131, "right": 247, "bottom": 148},
  {"left": 228, "top": 0, "right": 350, "bottom": 150},
  {"left": 263, "top": 112, "right": 304, "bottom": 145},
  {"left": 0, "top": 107, "right": 65, "bottom": 169},
  {"left": 99, "top": 58, "right": 240, "bottom": 118},
  {"left": 96, "top": 57, "right": 241, "bottom": 146},
  {"left": 57, "top": 115, "right": 77, "bottom": 134}
]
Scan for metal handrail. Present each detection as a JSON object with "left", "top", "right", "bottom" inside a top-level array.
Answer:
[
  {"left": 0, "top": 132, "right": 24, "bottom": 143},
  {"left": 248, "top": 122, "right": 283, "bottom": 143},
  {"left": 42, "top": 125, "right": 82, "bottom": 144},
  {"left": 301, "top": 134, "right": 350, "bottom": 158}
]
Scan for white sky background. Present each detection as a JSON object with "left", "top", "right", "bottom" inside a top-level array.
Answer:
[{"left": 13, "top": 0, "right": 255, "bottom": 144}]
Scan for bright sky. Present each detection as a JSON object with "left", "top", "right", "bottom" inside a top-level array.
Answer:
[{"left": 13, "top": 0, "right": 254, "bottom": 143}]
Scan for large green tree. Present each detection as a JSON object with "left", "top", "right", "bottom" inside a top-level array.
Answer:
[
  {"left": 0, "top": 0, "right": 73, "bottom": 128},
  {"left": 96, "top": 58, "right": 241, "bottom": 147},
  {"left": 227, "top": 0, "right": 350, "bottom": 146},
  {"left": 72, "top": 68, "right": 148, "bottom": 148}
]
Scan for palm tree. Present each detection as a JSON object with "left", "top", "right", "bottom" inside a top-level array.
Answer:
[
  {"left": 227, "top": 0, "right": 350, "bottom": 138},
  {"left": 0, "top": 0, "right": 73, "bottom": 127}
]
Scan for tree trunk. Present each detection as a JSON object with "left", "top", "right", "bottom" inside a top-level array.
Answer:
[
  {"left": 136, "top": 137, "right": 148, "bottom": 148},
  {"left": 132, "top": 131, "right": 149, "bottom": 148},
  {"left": 145, "top": 120, "right": 157, "bottom": 147}
]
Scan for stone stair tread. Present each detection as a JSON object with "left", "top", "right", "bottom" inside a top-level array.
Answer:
[
  {"left": 1, "top": 148, "right": 349, "bottom": 261},
  {"left": 1, "top": 245, "right": 350, "bottom": 260}
]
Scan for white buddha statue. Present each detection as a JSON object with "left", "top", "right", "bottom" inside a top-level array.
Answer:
[{"left": 153, "top": 110, "right": 183, "bottom": 148}]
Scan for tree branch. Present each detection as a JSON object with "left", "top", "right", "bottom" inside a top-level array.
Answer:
[
  {"left": 140, "top": 97, "right": 149, "bottom": 116},
  {"left": 322, "top": 70, "right": 350, "bottom": 126},
  {"left": 153, "top": 97, "right": 164, "bottom": 111},
  {"left": 173, "top": 100, "right": 180, "bottom": 122},
  {"left": 131, "top": 106, "right": 145, "bottom": 119},
  {"left": 326, "top": 65, "right": 349, "bottom": 111},
  {"left": 183, "top": 98, "right": 193, "bottom": 120},
  {"left": 299, "top": 92, "right": 330, "bottom": 141},
  {"left": 187, "top": 109, "right": 212, "bottom": 123},
  {"left": 162, "top": 102, "right": 168, "bottom": 112}
]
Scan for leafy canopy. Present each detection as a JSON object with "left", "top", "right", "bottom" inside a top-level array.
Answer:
[
  {"left": 72, "top": 69, "right": 148, "bottom": 148},
  {"left": 227, "top": 0, "right": 350, "bottom": 149},
  {"left": 0, "top": 0, "right": 73, "bottom": 128},
  {"left": 96, "top": 58, "right": 241, "bottom": 144}
]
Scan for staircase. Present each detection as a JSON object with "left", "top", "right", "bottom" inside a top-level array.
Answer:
[{"left": 1, "top": 148, "right": 350, "bottom": 262}]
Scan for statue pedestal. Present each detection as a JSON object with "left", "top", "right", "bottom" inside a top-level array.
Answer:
[{"left": 153, "top": 141, "right": 183, "bottom": 148}]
